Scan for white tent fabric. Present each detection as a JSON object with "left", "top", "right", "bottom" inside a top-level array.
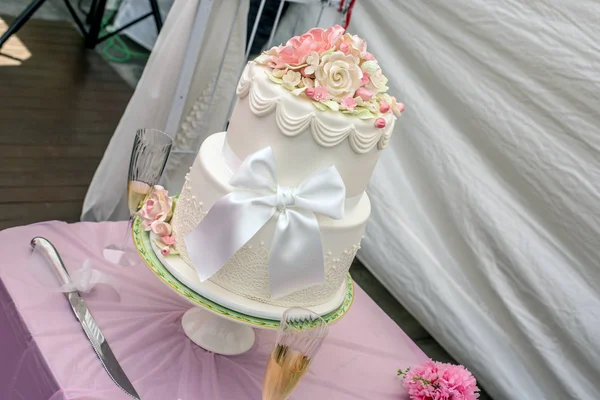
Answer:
[
  {"left": 346, "top": 1, "right": 600, "bottom": 399},
  {"left": 81, "top": 0, "right": 248, "bottom": 221}
]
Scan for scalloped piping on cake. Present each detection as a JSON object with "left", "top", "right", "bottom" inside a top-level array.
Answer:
[{"left": 236, "top": 63, "right": 395, "bottom": 154}]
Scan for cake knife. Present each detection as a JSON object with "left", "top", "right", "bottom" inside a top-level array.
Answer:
[{"left": 31, "top": 237, "right": 141, "bottom": 400}]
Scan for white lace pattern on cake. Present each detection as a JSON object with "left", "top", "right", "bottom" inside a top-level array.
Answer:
[
  {"left": 171, "top": 174, "right": 207, "bottom": 259},
  {"left": 172, "top": 189, "right": 361, "bottom": 307},
  {"left": 236, "top": 62, "right": 396, "bottom": 154}
]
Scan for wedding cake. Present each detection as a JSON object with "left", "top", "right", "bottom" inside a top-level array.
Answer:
[{"left": 169, "top": 25, "right": 403, "bottom": 307}]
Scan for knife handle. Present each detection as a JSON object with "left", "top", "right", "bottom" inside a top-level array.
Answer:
[{"left": 30, "top": 237, "right": 72, "bottom": 288}]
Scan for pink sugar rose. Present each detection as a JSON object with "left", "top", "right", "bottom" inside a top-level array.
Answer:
[
  {"left": 161, "top": 234, "right": 176, "bottom": 246},
  {"left": 138, "top": 185, "right": 173, "bottom": 231},
  {"left": 399, "top": 360, "right": 480, "bottom": 400},
  {"left": 312, "top": 86, "right": 329, "bottom": 102},
  {"left": 361, "top": 71, "right": 370, "bottom": 86},
  {"left": 341, "top": 96, "right": 357, "bottom": 110},
  {"left": 375, "top": 117, "right": 387, "bottom": 128},
  {"left": 305, "top": 87, "right": 315, "bottom": 98},
  {"left": 161, "top": 247, "right": 171, "bottom": 256},
  {"left": 363, "top": 52, "right": 375, "bottom": 61},
  {"left": 355, "top": 87, "right": 373, "bottom": 101},
  {"left": 379, "top": 100, "right": 390, "bottom": 113}
]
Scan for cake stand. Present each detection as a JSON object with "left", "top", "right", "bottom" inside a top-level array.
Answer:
[{"left": 132, "top": 217, "right": 354, "bottom": 355}]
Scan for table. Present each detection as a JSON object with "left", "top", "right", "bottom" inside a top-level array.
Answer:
[{"left": 0, "top": 221, "right": 427, "bottom": 400}]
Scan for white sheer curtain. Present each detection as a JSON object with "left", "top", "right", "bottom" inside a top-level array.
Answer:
[
  {"left": 81, "top": 0, "right": 249, "bottom": 221},
  {"left": 350, "top": 1, "right": 600, "bottom": 399}
]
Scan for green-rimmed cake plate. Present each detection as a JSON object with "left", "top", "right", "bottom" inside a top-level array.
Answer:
[{"left": 132, "top": 216, "right": 354, "bottom": 354}]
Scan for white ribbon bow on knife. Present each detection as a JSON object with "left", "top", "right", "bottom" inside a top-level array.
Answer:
[{"left": 185, "top": 146, "right": 346, "bottom": 299}]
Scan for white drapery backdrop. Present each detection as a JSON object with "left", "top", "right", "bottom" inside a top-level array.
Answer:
[
  {"left": 81, "top": 0, "right": 249, "bottom": 221},
  {"left": 347, "top": 1, "right": 600, "bottom": 399}
]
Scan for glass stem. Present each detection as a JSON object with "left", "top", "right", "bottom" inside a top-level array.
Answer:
[{"left": 121, "top": 216, "right": 134, "bottom": 251}]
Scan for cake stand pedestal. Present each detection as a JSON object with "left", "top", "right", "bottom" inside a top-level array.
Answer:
[{"left": 132, "top": 217, "right": 354, "bottom": 355}]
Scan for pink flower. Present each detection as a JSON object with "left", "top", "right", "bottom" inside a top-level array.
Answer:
[
  {"left": 161, "top": 234, "right": 176, "bottom": 246},
  {"left": 355, "top": 87, "right": 373, "bottom": 101},
  {"left": 379, "top": 100, "right": 390, "bottom": 113},
  {"left": 138, "top": 185, "right": 173, "bottom": 231},
  {"left": 151, "top": 220, "right": 172, "bottom": 236},
  {"left": 312, "top": 86, "right": 329, "bottom": 102},
  {"left": 361, "top": 71, "right": 370, "bottom": 86},
  {"left": 363, "top": 52, "right": 375, "bottom": 61},
  {"left": 269, "top": 25, "right": 345, "bottom": 67},
  {"left": 341, "top": 96, "right": 357, "bottom": 110},
  {"left": 375, "top": 118, "right": 387, "bottom": 128},
  {"left": 400, "top": 360, "right": 480, "bottom": 400},
  {"left": 161, "top": 247, "right": 171, "bottom": 256},
  {"left": 305, "top": 87, "right": 315, "bottom": 98},
  {"left": 335, "top": 33, "right": 368, "bottom": 63}
]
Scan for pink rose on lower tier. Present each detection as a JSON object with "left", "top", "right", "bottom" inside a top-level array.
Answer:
[
  {"left": 161, "top": 234, "right": 176, "bottom": 246},
  {"left": 151, "top": 220, "right": 172, "bottom": 236},
  {"left": 138, "top": 185, "right": 173, "bottom": 231}
]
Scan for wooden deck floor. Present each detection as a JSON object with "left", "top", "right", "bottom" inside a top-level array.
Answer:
[{"left": 0, "top": 16, "right": 132, "bottom": 230}]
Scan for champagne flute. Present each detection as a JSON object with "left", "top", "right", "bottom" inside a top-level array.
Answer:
[
  {"left": 262, "top": 307, "right": 329, "bottom": 400},
  {"left": 103, "top": 128, "right": 172, "bottom": 266}
]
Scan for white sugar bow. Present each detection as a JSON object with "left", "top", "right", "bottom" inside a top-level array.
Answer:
[{"left": 185, "top": 146, "right": 346, "bottom": 298}]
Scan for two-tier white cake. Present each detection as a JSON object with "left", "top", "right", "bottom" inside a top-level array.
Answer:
[{"left": 170, "top": 25, "right": 403, "bottom": 307}]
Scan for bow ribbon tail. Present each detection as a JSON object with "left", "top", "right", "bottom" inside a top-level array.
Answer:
[
  {"left": 268, "top": 208, "right": 325, "bottom": 299},
  {"left": 185, "top": 191, "right": 276, "bottom": 282}
]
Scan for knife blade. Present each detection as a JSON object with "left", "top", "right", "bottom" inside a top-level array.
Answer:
[{"left": 31, "top": 237, "right": 140, "bottom": 400}]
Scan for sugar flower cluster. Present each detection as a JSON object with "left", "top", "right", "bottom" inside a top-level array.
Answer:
[{"left": 255, "top": 25, "right": 404, "bottom": 128}]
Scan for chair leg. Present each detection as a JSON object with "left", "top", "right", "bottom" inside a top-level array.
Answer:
[
  {"left": 0, "top": 0, "right": 48, "bottom": 49},
  {"left": 86, "top": 0, "right": 99, "bottom": 24},
  {"left": 148, "top": 0, "right": 163, "bottom": 33},
  {"left": 84, "top": 0, "right": 108, "bottom": 49}
]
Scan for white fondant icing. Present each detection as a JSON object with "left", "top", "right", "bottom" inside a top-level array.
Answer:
[
  {"left": 171, "top": 132, "right": 370, "bottom": 307},
  {"left": 236, "top": 62, "right": 396, "bottom": 154},
  {"left": 226, "top": 63, "right": 395, "bottom": 198}
]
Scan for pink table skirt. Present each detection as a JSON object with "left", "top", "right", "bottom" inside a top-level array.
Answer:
[{"left": 0, "top": 221, "right": 427, "bottom": 400}]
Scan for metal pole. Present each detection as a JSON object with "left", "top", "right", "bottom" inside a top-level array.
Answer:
[
  {"left": 245, "top": 0, "right": 267, "bottom": 60},
  {"left": 266, "top": 0, "right": 286, "bottom": 49}
]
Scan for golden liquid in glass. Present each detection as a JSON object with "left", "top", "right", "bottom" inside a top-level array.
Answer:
[{"left": 262, "top": 345, "right": 311, "bottom": 400}]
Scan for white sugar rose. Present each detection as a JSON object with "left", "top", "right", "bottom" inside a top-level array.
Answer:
[{"left": 315, "top": 51, "right": 363, "bottom": 101}]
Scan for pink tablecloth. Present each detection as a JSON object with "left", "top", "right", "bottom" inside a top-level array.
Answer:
[{"left": 0, "top": 221, "right": 427, "bottom": 400}]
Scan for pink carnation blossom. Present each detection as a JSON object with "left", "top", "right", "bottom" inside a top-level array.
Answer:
[
  {"left": 399, "top": 360, "right": 480, "bottom": 400},
  {"left": 275, "top": 25, "right": 345, "bottom": 66},
  {"left": 312, "top": 86, "right": 329, "bottom": 102},
  {"left": 341, "top": 96, "right": 357, "bottom": 110},
  {"left": 138, "top": 185, "right": 173, "bottom": 231}
]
